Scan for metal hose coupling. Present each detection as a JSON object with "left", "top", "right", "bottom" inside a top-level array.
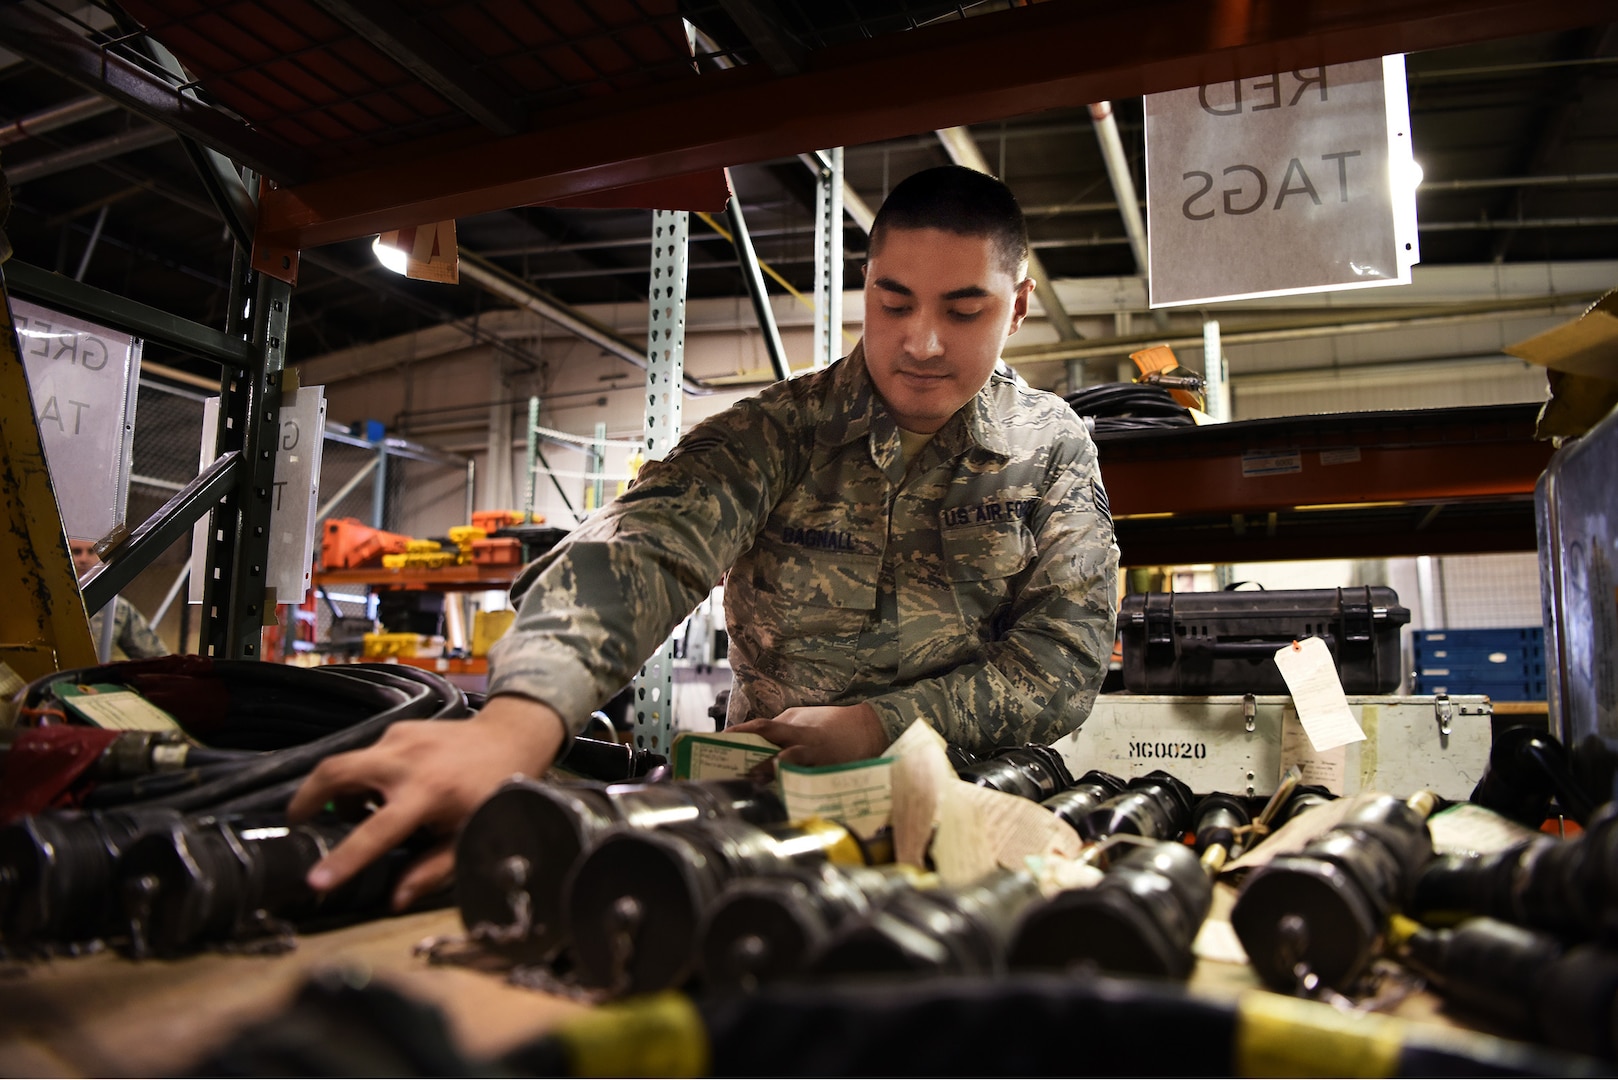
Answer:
[
  {"left": 1230, "top": 792, "right": 1436, "bottom": 993},
  {"left": 566, "top": 816, "right": 877, "bottom": 995},
  {"left": 454, "top": 776, "right": 785, "bottom": 965},
  {"left": 1008, "top": 839, "right": 1215, "bottom": 980},
  {"left": 809, "top": 867, "right": 1042, "bottom": 979},
  {"left": 956, "top": 743, "right": 1076, "bottom": 802},
  {"left": 0, "top": 807, "right": 181, "bottom": 952}
]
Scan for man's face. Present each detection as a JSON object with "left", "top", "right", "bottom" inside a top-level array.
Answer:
[
  {"left": 861, "top": 226, "right": 1035, "bottom": 434},
  {"left": 69, "top": 540, "right": 100, "bottom": 579}
]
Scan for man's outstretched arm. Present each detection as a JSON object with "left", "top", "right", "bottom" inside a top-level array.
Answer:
[{"left": 287, "top": 695, "right": 567, "bottom": 909}]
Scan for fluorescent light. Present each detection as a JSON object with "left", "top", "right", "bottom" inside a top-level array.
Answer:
[{"left": 372, "top": 235, "right": 409, "bottom": 275}]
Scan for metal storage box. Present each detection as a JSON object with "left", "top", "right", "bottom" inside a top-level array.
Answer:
[
  {"left": 1537, "top": 403, "right": 1618, "bottom": 802},
  {"left": 1055, "top": 694, "right": 1491, "bottom": 800},
  {"left": 1119, "top": 586, "right": 1410, "bottom": 695}
]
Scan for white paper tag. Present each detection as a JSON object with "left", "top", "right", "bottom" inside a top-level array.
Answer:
[
  {"left": 1428, "top": 803, "right": 1543, "bottom": 856},
  {"left": 780, "top": 757, "right": 894, "bottom": 840},
  {"left": 1272, "top": 636, "right": 1367, "bottom": 751},
  {"left": 62, "top": 689, "right": 182, "bottom": 732},
  {"left": 1279, "top": 706, "right": 1347, "bottom": 793}
]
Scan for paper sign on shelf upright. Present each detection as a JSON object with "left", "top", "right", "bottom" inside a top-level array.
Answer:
[
  {"left": 1145, "top": 56, "right": 1420, "bottom": 307},
  {"left": 189, "top": 387, "right": 327, "bottom": 604},
  {"left": 13, "top": 298, "right": 141, "bottom": 542}
]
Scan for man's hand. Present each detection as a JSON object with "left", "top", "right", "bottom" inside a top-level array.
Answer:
[
  {"left": 727, "top": 703, "right": 890, "bottom": 768},
  {"left": 286, "top": 694, "right": 567, "bottom": 910}
]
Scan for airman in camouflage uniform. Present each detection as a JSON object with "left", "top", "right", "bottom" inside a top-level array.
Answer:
[
  {"left": 291, "top": 165, "right": 1120, "bottom": 904},
  {"left": 89, "top": 596, "right": 171, "bottom": 660},
  {"left": 489, "top": 341, "right": 1117, "bottom": 755}
]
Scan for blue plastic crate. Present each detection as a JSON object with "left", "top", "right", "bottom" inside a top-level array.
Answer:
[
  {"left": 1413, "top": 627, "right": 1544, "bottom": 654},
  {"left": 1412, "top": 675, "right": 1547, "bottom": 701},
  {"left": 1416, "top": 659, "right": 1545, "bottom": 681}
]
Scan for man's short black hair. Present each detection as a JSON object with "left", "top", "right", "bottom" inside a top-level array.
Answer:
[{"left": 869, "top": 165, "right": 1030, "bottom": 279}]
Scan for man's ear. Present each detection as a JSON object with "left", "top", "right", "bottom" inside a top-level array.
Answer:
[{"left": 1007, "top": 277, "right": 1037, "bottom": 334}]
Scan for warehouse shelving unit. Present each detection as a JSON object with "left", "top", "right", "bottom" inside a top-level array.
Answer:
[{"left": 1101, "top": 402, "right": 1553, "bottom": 565}]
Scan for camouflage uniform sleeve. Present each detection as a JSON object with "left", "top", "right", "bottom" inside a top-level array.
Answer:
[
  {"left": 486, "top": 398, "right": 800, "bottom": 735},
  {"left": 115, "top": 597, "right": 171, "bottom": 659},
  {"left": 864, "top": 438, "right": 1119, "bottom": 753}
]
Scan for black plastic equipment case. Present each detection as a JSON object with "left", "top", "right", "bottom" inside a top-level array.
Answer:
[{"left": 1119, "top": 585, "right": 1409, "bottom": 694}]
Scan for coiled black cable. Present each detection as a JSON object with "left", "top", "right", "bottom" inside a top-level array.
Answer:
[
  {"left": 18, "top": 659, "right": 469, "bottom": 814},
  {"left": 1064, "top": 383, "right": 1195, "bottom": 434}
]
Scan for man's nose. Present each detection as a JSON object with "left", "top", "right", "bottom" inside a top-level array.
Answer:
[{"left": 903, "top": 317, "right": 944, "bottom": 360}]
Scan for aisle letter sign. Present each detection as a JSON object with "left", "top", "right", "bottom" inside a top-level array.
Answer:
[
  {"left": 13, "top": 298, "right": 141, "bottom": 540},
  {"left": 1145, "top": 56, "right": 1420, "bottom": 307}
]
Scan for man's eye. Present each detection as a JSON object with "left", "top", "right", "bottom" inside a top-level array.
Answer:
[
  {"left": 882, "top": 304, "right": 911, "bottom": 316},
  {"left": 949, "top": 309, "right": 983, "bottom": 322}
]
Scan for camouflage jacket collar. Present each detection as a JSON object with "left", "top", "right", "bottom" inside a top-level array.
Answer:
[{"left": 818, "top": 341, "right": 1014, "bottom": 464}]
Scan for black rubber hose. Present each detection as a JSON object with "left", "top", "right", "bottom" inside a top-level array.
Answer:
[
  {"left": 35, "top": 662, "right": 470, "bottom": 813},
  {"left": 121, "top": 666, "right": 468, "bottom": 812}
]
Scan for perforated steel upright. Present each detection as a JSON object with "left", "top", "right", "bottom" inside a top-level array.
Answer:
[
  {"left": 812, "top": 147, "right": 844, "bottom": 369},
  {"left": 631, "top": 210, "right": 688, "bottom": 756},
  {"left": 199, "top": 251, "right": 289, "bottom": 659}
]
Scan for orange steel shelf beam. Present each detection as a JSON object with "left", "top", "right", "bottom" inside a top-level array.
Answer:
[
  {"left": 254, "top": 0, "right": 1615, "bottom": 254},
  {"left": 1097, "top": 403, "right": 1554, "bottom": 564},
  {"left": 1098, "top": 404, "right": 1552, "bottom": 518},
  {"left": 313, "top": 565, "right": 520, "bottom": 591}
]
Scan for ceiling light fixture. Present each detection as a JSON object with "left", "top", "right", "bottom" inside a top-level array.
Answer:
[{"left": 371, "top": 234, "right": 409, "bottom": 275}]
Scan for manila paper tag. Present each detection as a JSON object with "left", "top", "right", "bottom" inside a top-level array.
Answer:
[
  {"left": 780, "top": 757, "right": 894, "bottom": 841},
  {"left": 1272, "top": 636, "right": 1366, "bottom": 752},
  {"left": 931, "top": 778, "right": 1088, "bottom": 889},
  {"left": 669, "top": 730, "right": 777, "bottom": 780},
  {"left": 885, "top": 720, "right": 956, "bottom": 868}
]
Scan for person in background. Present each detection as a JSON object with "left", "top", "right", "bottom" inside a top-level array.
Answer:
[{"left": 69, "top": 539, "right": 170, "bottom": 660}]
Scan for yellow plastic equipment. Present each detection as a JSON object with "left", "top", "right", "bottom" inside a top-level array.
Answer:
[{"left": 471, "top": 609, "right": 516, "bottom": 657}]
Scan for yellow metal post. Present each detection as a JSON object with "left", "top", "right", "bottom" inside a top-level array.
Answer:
[{"left": 0, "top": 270, "right": 97, "bottom": 681}]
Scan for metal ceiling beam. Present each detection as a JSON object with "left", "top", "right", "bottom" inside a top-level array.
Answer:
[
  {"left": 1005, "top": 292, "right": 1601, "bottom": 365},
  {"left": 457, "top": 248, "right": 713, "bottom": 395},
  {"left": 1420, "top": 171, "right": 1618, "bottom": 192},
  {"left": 305, "top": 0, "right": 524, "bottom": 136},
  {"left": 716, "top": 0, "right": 807, "bottom": 75},
  {"left": 0, "top": 95, "right": 117, "bottom": 147},
  {"left": 6, "top": 124, "right": 176, "bottom": 184},
  {"left": 1491, "top": 23, "right": 1618, "bottom": 260},
  {"left": 935, "top": 126, "right": 1080, "bottom": 341},
  {"left": 253, "top": 0, "right": 1610, "bottom": 255},
  {"left": 0, "top": 3, "right": 311, "bottom": 183}
]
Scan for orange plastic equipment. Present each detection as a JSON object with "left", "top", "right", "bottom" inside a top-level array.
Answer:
[
  {"left": 321, "top": 517, "right": 412, "bottom": 569},
  {"left": 471, "top": 537, "right": 523, "bottom": 566},
  {"left": 471, "top": 509, "right": 538, "bottom": 534}
]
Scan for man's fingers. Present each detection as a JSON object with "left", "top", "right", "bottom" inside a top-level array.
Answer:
[
  {"left": 391, "top": 841, "right": 454, "bottom": 912},
  {"left": 307, "top": 795, "right": 428, "bottom": 894},
  {"left": 288, "top": 749, "right": 391, "bottom": 823}
]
